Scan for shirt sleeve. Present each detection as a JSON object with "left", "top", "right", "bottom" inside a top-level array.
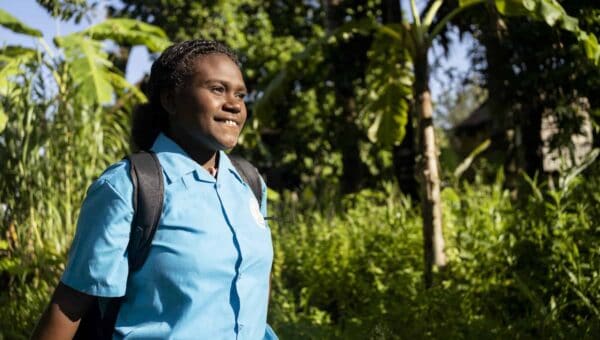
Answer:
[{"left": 61, "top": 178, "right": 133, "bottom": 297}]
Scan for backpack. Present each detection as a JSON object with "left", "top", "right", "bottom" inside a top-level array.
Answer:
[{"left": 74, "top": 151, "right": 264, "bottom": 339}]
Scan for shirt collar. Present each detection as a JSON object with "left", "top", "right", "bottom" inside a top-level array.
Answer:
[
  {"left": 218, "top": 151, "right": 245, "bottom": 185},
  {"left": 150, "top": 133, "right": 244, "bottom": 185}
]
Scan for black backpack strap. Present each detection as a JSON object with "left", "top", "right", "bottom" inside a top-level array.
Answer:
[
  {"left": 229, "top": 154, "right": 263, "bottom": 204},
  {"left": 126, "top": 150, "right": 164, "bottom": 272},
  {"left": 76, "top": 151, "right": 165, "bottom": 340}
]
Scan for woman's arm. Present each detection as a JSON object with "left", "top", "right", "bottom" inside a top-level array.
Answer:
[{"left": 31, "top": 282, "right": 96, "bottom": 340}]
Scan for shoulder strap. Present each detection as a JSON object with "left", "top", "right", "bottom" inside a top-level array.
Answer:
[
  {"left": 77, "top": 151, "right": 165, "bottom": 340},
  {"left": 126, "top": 150, "right": 164, "bottom": 272},
  {"left": 228, "top": 154, "right": 263, "bottom": 204}
]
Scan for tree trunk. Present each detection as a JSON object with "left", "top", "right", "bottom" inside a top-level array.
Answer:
[
  {"left": 414, "top": 48, "right": 446, "bottom": 287},
  {"left": 482, "top": 4, "right": 520, "bottom": 189}
]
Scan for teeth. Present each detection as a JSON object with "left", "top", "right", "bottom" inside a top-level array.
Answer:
[{"left": 224, "top": 120, "right": 236, "bottom": 126}]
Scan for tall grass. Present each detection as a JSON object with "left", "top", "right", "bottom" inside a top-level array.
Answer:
[{"left": 0, "top": 58, "right": 130, "bottom": 339}]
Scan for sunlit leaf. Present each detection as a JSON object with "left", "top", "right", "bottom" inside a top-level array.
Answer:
[
  {"left": 0, "top": 9, "right": 42, "bottom": 37},
  {"left": 492, "top": 0, "right": 600, "bottom": 66},
  {"left": 494, "top": 0, "right": 531, "bottom": 16},
  {"left": 0, "top": 106, "right": 7, "bottom": 133},
  {"left": 55, "top": 35, "right": 114, "bottom": 104},
  {"left": 454, "top": 139, "right": 491, "bottom": 179},
  {"left": 78, "top": 18, "right": 171, "bottom": 52},
  {"left": 458, "top": 0, "right": 484, "bottom": 7},
  {"left": 0, "top": 46, "right": 37, "bottom": 96},
  {"left": 578, "top": 31, "right": 600, "bottom": 65},
  {"left": 367, "top": 85, "right": 410, "bottom": 147},
  {"left": 107, "top": 72, "right": 147, "bottom": 102},
  {"left": 523, "top": 0, "right": 536, "bottom": 11},
  {"left": 538, "top": 0, "right": 563, "bottom": 26}
]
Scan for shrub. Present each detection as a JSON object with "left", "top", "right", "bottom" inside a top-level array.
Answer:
[{"left": 269, "top": 171, "right": 600, "bottom": 339}]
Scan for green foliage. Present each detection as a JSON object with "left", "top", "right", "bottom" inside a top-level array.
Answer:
[
  {"left": 363, "top": 24, "right": 413, "bottom": 148},
  {"left": 36, "top": 0, "right": 96, "bottom": 23},
  {"left": 492, "top": 0, "right": 600, "bottom": 65},
  {"left": 268, "top": 170, "right": 600, "bottom": 339},
  {"left": 74, "top": 18, "right": 171, "bottom": 53},
  {"left": 0, "top": 12, "right": 168, "bottom": 338},
  {"left": 2, "top": 2, "right": 599, "bottom": 339},
  {"left": 53, "top": 18, "right": 169, "bottom": 105},
  {"left": 0, "top": 9, "right": 42, "bottom": 37}
]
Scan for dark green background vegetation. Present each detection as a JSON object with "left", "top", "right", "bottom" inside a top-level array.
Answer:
[{"left": 1, "top": 0, "right": 599, "bottom": 338}]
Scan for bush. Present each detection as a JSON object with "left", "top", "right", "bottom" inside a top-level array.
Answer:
[
  {"left": 269, "top": 171, "right": 600, "bottom": 339},
  {"left": 3, "top": 160, "right": 599, "bottom": 338}
]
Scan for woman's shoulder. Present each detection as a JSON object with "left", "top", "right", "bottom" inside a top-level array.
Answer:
[{"left": 86, "top": 159, "right": 133, "bottom": 203}]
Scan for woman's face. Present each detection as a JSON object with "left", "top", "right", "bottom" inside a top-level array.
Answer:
[{"left": 167, "top": 53, "right": 247, "bottom": 152}]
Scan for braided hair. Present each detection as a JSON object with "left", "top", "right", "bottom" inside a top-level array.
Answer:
[{"left": 131, "top": 39, "right": 240, "bottom": 150}]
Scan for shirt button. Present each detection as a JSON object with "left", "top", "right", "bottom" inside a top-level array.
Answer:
[{"left": 239, "top": 324, "right": 244, "bottom": 331}]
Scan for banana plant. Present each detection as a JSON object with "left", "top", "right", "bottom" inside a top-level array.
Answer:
[
  {"left": 0, "top": 12, "right": 171, "bottom": 333},
  {"left": 254, "top": 0, "right": 599, "bottom": 288},
  {"left": 375, "top": 0, "right": 600, "bottom": 287},
  {"left": 0, "top": 9, "right": 43, "bottom": 132},
  {"left": 0, "top": 13, "right": 171, "bottom": 131}
]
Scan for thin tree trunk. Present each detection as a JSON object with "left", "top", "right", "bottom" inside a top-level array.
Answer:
[
  {"left": 482, "top": 3, "right": 520, "bottom": 190},
  {"left": 414, "top": 49, "right": 446, "bottom": 287}
]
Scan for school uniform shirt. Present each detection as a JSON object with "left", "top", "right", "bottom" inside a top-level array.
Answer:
[{"left": 61, "top": 133, "right": 277, "bottom": 340}]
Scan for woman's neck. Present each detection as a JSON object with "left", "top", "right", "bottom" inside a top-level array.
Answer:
[{"left": 166, "top": 132, "right": 219, "bottom": 171}]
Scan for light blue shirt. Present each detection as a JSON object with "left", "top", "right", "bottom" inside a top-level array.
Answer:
[{"left": 62, "top": 133, "right": 277, "bottom": 339}]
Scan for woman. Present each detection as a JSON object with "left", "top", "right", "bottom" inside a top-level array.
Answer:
[{"left": 33, "top": 40, "right": 277, "bottom": 339}]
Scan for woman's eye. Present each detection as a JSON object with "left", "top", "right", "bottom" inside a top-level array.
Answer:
[
  {"left": 211, "top": 86, "right": 225, "bottom": 94},
  {"left": 236, "top": 92, "right": 247, "bottom": 100}
]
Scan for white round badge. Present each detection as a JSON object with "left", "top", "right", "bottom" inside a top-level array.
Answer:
[{"left": 249, "top": 196, "right": 266, "bottom": 228}]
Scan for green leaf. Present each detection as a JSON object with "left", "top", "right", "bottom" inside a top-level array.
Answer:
[
  {"left": 523, "top": 0, "right": 536, "bottom": 11},
  {"left": 0, "top": 46, "right": 37, "bottom": 96},
  {"left": 578, "top": 31, "right": 600, "bottom": 66},
  {"left": 0, "top": 106, "right": 7, "bottom": 133},
  {"left": 494, "top": 0, "right": 530, "bottom": 16},
  {"left": 493, "top": 0, "right": 600, "bottom": 65},
  {"left": 538, "top": 0, "right": 563, "bottom": 26},
  {"left": 56, "top": 35, "right": 114, "bottom": 105},
  {"left": 77, "top": 18, "right": 171, "bottom": 52},
  {"left": 453, "top": 139, "right": 491, "bottom": 179},
  {"left": 0, "top": 9, "right": 42, "bottom": 37},
  {"left": 423, "top": 0, "right": 444, "bottom": 27},
  {"left": 458, "top": 0, "right": 485, "bottom": 8},
  {"left": 107, "top": 72, "right": 147, "bottom": 102},
  {"left": 560, "top": 15, "right": 579, "bottom": 33},
  {"left": 367, "top": 82, "right": 411, "bottom": 147}
]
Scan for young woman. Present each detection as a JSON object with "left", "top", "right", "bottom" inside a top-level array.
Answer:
[{"left": 33, "top": 40, "right": 277, "bottom": 339}]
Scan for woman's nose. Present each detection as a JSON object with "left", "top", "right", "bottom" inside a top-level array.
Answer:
[{"left": 223, "top": 96, "right": 242, "bottom": 113}]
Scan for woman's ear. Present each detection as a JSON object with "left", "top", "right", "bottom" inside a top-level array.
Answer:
[{"left": 160, "top": 90, "right": 176, "bottom": 116}]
